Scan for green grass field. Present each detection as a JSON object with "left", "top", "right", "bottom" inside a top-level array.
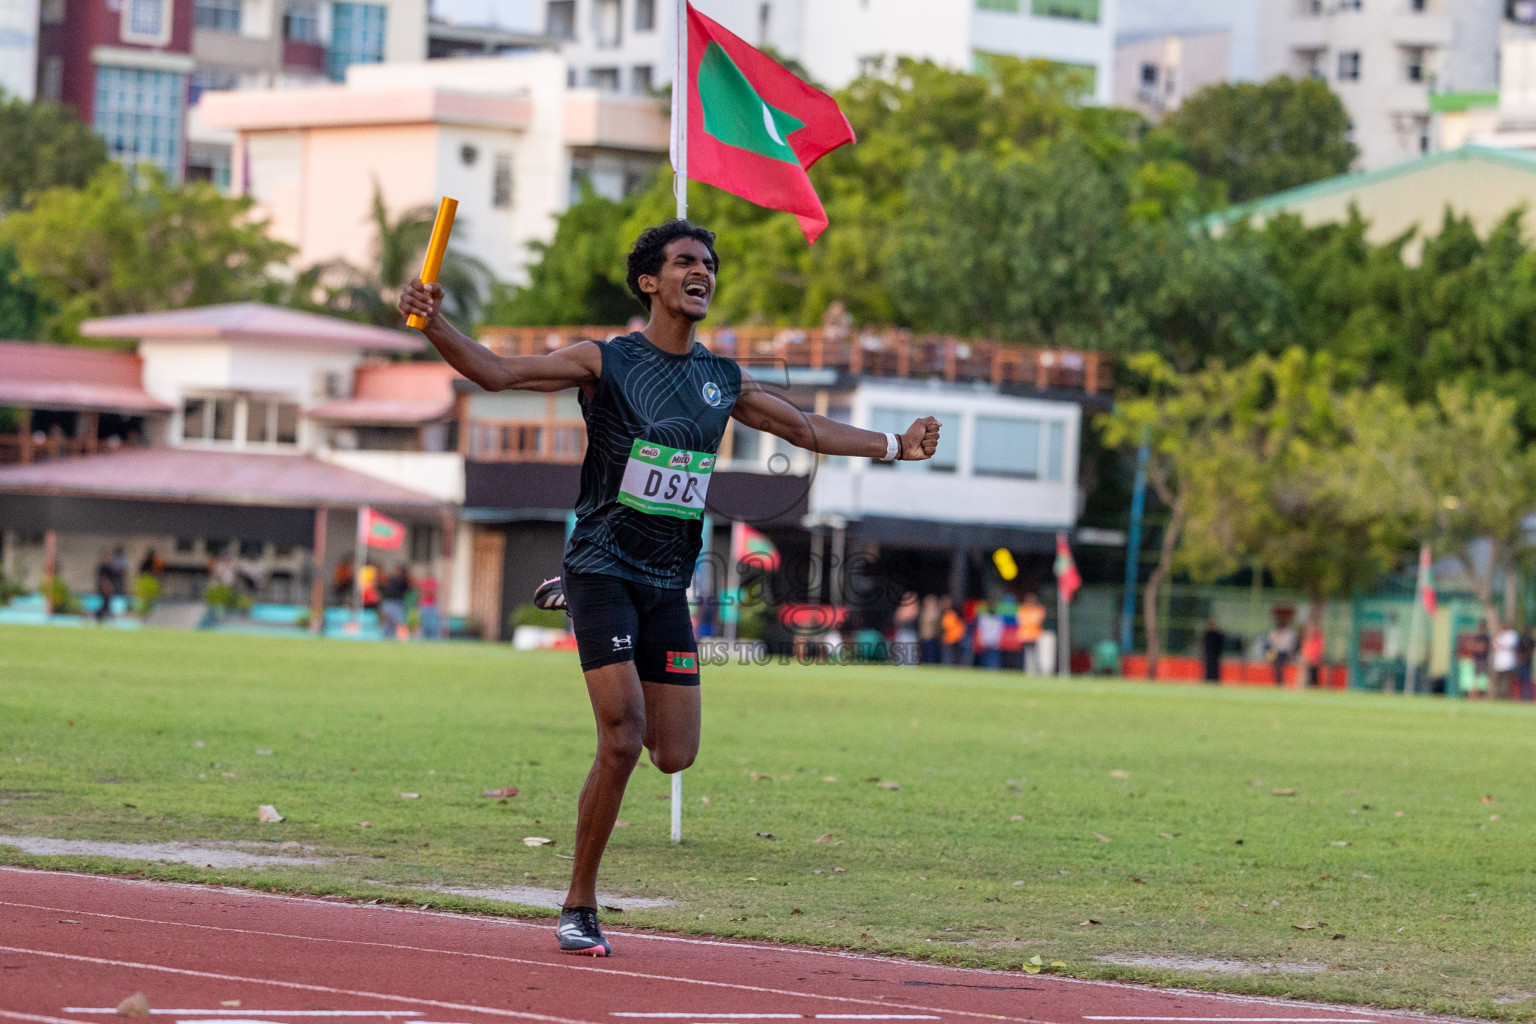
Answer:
[{"left": 2, "top": 627, "right": 1534, "bottom": 1018}]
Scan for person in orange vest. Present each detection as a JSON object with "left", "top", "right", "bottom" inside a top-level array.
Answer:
[
  {"left": 940, "top": 597, "right": 966, "bottom": 666},
  {"left": 1017, "top": 592, "right": 1046, "bottom": 675}
]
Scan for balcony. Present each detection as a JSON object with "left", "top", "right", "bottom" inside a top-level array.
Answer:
[{"left": 478, "top": 326, "right": 1114, "bottom": 395}]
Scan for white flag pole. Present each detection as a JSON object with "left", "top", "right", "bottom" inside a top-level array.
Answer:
[{"left": 670, "top": 0, "right": 688, "bottom": 845}]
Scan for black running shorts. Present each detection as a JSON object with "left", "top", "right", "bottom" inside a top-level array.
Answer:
[{"left": 563, "top": 571, "right": 700, "bottom": 685}]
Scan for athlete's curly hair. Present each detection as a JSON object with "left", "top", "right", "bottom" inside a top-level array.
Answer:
[{"left": 625, "top": 219, "right": 719, "bottom": 311}]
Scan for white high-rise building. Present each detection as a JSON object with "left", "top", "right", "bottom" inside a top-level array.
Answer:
[
  {"left": 1255, "top": 0, "right": 1503, "bottom": 171},
  {"left": 0, "top": 0, "right": 38, "bottom": 101},
  {"left": 543, "top": 0, "right": 1116, "bottom": 104}
]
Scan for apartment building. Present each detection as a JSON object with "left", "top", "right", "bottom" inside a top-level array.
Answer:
[
  {"left": 0, "top": 0, "right": 38, "bottom": 99},
  {"left": 199, "top": 54, "right": 670, "bottom": 284},
  {"left": 185, "top": 0, "right": 427, "bottom": 187},
  {"left": 545, "top": 0, "right": 1116, "bottom": 104},
  {"left": 1256, "top": 0, "right": 1503, "bottom": 170},
  {"left": 1113, "top": 28, "right": 1230, "bottom": 119}
]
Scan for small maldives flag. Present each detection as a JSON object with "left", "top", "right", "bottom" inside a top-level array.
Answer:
[
  {"left": 1054, "top": 531, "right": 1082, "bottom": 603},
  {"left": 361, "top": 507, "right": 406, "bottom": 551},
  {"left": 1416, "top": 543, "right": 1438, "bottom": 618},
  {"left": 673, "top": 2, "right": 855, "bottom": 243},
  {"left": 731, "top": 521, "right": 780, "bottom": 572}
]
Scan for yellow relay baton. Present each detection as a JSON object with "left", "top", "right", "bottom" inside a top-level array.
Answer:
[{"left": 406, "top": 196, "right": 458, "bottom": 330}]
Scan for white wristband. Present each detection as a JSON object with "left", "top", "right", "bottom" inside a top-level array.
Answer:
[{"left": 880, "top": 431, "right": 900, "bottom": 462}]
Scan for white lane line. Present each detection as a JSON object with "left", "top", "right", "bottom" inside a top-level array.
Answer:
[
  {"left": 1083, "top": 1018, "right": 1378, "bottom": 1022},
  {"left": 0, "top": 1011, "right": 88, "bottom": 1024},
  {"left": 0, "top": 902, "right": 1048, "bottom": 1024},
  {"left": 0, "top": 871, "right": 1423, "bottom": 1021},
  {"left": 0, "top": 946, "right": 600, "bottom": 1024},
  {"left": 816, "top": 1017, "right": 942, "bottom": 1020},
  {"left": 65, "top": 1013, "right": 424, "bottom": 1017},
  {"left": 612, "top": 1016, "right": 803, "bottom": 1019}
]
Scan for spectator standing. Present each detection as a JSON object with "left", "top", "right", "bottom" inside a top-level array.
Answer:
[
  {"left": 333, "top": 561, "right": 355, "bottom": 605},
  {"left": 1201, "top": 618, "right": 1225, "bottom": 683},
  {"left": 94, "top": 549, "right": 116, "bottom": 623},
  {"left": 917, "top": 594, "right": 942, "bottom": 665},
  {"left": 996, "top": 593, "right": 1021, "bottom": 670},
  {"left": 1518, "top": 628, "right": 1535, "bottom": 702},
  {"left": 138, "top": 548, "right": 165, "bottom": 579},
  {"left": 1018, "top": 593, "right": 1046, "bottom": 674},
  {"left": 1492, "top": 622, "right": 1519, "bottom": 701},
  {"left": 940, "top": 597, "right": 965, "bottom": 666},
  {"left": 417, "top": 573, "right": 442, "bottom": 640},
  {"left": 974, "top": 602, "right": 1004, "bottom": 670},
  {"left": 1302, "top": 624, "right": 1325, "bottom": 689},
  {"left": 1470, "top": 624, "right": 1492, "bottom": 698},
  {"left": 1267, "top": 618, "right": 1298, "bottom": 687},
  {"left": 891, "top": 591, "right": 920, "bottom": 667},
  {"left": 379, "top": 565, "right": 410, "bottom": 639}
]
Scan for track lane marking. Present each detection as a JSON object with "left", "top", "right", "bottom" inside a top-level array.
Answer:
[
  {"left": 1083, "top": 1019, "right": 1378, "bottom": 1022},
  {"left": 0, "top": 945, "right": 600, "bottom": 1024},
  {"left": 0, "top": 871, "right": 1420, "bottom": 1021},
  {"left": 0, "top": 902, "right": 1054, "bottom": 1024},
  {"left": 0, "top": 1012, "right": 89, "bottom": 1024},
  {"left": 64, "top": 1012, "right": 425, "bottom": 1017}
]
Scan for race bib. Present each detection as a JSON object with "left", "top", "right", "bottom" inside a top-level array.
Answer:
[{"left": 616, "top": 439, "right": 715, "bottom": 520}]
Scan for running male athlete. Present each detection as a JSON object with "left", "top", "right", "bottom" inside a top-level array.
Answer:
[{"left": 398, "top": 220, "right": 940, "bottom": 956}]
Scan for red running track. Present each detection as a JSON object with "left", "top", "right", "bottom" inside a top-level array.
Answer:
[{"left": 0, "top": 867, "right": 1451, "bottom": 1024}]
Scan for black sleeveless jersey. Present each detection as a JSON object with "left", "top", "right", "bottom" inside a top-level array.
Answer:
[{"left": 563, "top": 332, "right": 742, "bottom": 589}]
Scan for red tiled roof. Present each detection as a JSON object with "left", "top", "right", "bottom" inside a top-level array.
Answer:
[
  {"left": 0, "top": 447, "right": 446, "bottom": 509},
  {"left": 0, "top": 341, "right": 172, "bottom": 414},
  {"left": 79, "top": 303, "right": 422, "bottom": 353},
  {"left": 308, "top": 397, "right": 453, "bottom": 424},
  {"left": 309, "top": 362, "right": 461, "bottom": 423}
]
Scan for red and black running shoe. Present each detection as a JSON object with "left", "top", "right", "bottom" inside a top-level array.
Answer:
[{"left": 556, "top": 906, "right": 610, "bottom": 956}]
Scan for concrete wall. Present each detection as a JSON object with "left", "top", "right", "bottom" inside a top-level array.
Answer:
[
  {"left": 1114, "top": 29, "right": 1229, "bottom": 119},
  {"left": 0, "top": 0, "right": 39, "bottom": 100}
]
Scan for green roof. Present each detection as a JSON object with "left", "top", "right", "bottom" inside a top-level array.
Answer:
[
  {"left": 1209, "top": 145, "right": 1536, "bottom": 228},
  {"left": 1430, "top": 91, "right": 1499, "bottom": 113}
]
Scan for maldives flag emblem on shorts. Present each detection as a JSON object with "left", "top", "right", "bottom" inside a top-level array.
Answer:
[{"left": 667, "top": 651, "right": 699, "bottom": 674}]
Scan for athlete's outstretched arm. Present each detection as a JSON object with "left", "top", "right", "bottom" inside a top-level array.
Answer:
[
  {"left": 733, "top": 377, "right": 940, "bottom": 461},
  {"left": 398, "top": 280, "right": 600, "bottom": 393}
]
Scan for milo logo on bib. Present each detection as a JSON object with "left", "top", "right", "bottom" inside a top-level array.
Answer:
[{"left": 617, "top": 438, "right": 714, "bottom": 520}]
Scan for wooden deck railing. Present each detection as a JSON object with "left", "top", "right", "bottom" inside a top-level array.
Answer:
[{"left": 478, "top": 325, "right": 1112, "bottom": 394}]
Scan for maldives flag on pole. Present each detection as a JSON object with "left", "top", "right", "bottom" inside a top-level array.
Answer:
[
  {"left": 672, "top": 2, "right": 855, "bottom": 243},
  {"left": 1054, "top": 531, "right": 1082, "bottom": 603},
  {"left": 1417, "top": 544, "right": 1438, "bottom": 617},
  {"left": 731, "top": 521, "right": 780, "bottom": 572},
  {"left": 361, "top": 507, "right": 406, "bottom": 551}
]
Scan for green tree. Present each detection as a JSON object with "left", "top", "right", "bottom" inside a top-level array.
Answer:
[
  {"left": 0, "top": 242, "right": 50, "bottom": 339},
  {"left": 1150, "top": 76, "right": 1357, "bottom": 205},
  {"left": 0, "top": 90, "right": 107, "bottom": 212},
  {"left": 307, "top": 181, "right": 493, "bottom": 326},
  {"left": 0, "top": 164, "right": 294, "bottom": 341},
  {"left": 486, "top": 180, "right": 641, "bottom": 326}
]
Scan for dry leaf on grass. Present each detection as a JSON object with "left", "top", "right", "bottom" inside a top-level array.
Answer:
[
  {"left": 1109, "top": 769, "right": 1129, "bottom": 778},
  {"left": 821, "top": 775, "right": 837, "bottom": 782},
  {"left": 1482, "top": 793, "right": 1495, "bottom": 805},
  {"left": 814, "top": 833, "right": 833, "bottom": 843},
  {"left": 1093, "top": 832, "right": 1110, "bottom": 842},
  {"left": 256, "top": 805, "right": 283, "bottom": 823},
  {"left": 1158, "top": 832, "right": 1181, "bottom": 838},
  {"left": 614, "top": 820, "right": 629, "bottom": 827},
  {"left": 1080, "top": 919, "right": 1101, "bottom": 926},
  {"left": 1272, "top": 788, "right": 1297, "bottom": 796},
  {"left": 522, "top": 836, "right": 554, "bottom": 846},
  {"left": 357, "top": 821, "right": 372, "bottom": 828},
  {"left": 878, "top": 781, "right": 901, "bottom": 790},
  {"left": 482, "top": 786, "right": 519, "bottom": 798},
  {"left": 399, "top": 792, "right": 420, "bottom": 799},
  {"left": 115, "top": 993, "right": 150, "bottom": 1018},
  {"left": 756, "top": 831, "right": 777, "bottom": 840},
  {"left": 1293, "top": 923, "right": 1318, "bottom": 930}
]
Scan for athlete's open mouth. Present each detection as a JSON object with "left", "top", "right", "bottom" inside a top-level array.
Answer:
[{"left": 684, "top": 281, "right": 709, "bottom": 298}]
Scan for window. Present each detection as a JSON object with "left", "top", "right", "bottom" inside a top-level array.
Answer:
[
  {"left": 122, "top": 0, "right": 170, "bottom": 42},
  {"left": 185, "top": 394, "right": 297, "bottom": 446},
  {"left": 41, "top": 57, "right": 63, "bottom": 101},
  {"left": 194, "top": 0, "right": 242, "bottom": 32},
  {"left": 546, "top": 0, "right": 575, "bottom": 39},
  {"left": 587, "top": 66, "right": 620, "bottom": 91},
  {"left": 190, "top": 68, "right": 239, "bottom": 104},
  {"left": 631, "top": 64, "right": 653, "bottom": 94},
  {"left": 593, "top": 0, "right": 621, "bottom": 48},
  {"left": 1410, "top": 0, "right": 1426, "bottom": 10},
  {"left": 1338, "top": 0, "right": 1362, "bottom": 9},
  {"left": 1404, "top": 47, "right": 1427, "bottom": 82},
  {"left": 973, "top": 416, "right": 1041, "bottom": 479},
  {"left": 1140, "top": 62, "right": 1158, "bottom": 88},
  {"left": 284, "top": 1, "right": 321, "bottom": 42},
  {"left": 1338, "top": 50, "right": 1361, "bottom": 81},
  {"left": 93, "top": 65, "right": 187, "bottom": 181},
  {"left": 1046, "top": 421, "right": 1065, "bottom": 482},
  {"left": 328, "top": 2, "right": 387, "bottom": 82},
  {"left": 409, "top": 524, "right": 438, "bottom": 564},
  {"left": 40, "top": 0, "right": 63, "bottom": 23},
  {"left": 182, "top": 396, "right": 237, "bottom": 443},
  {"left": 1029, "top": 0, "right": 1098, "bottom": 22},
  {"left": 870, "top": 407, "right": 956, "bottom": 473},
  {"left": 492, "top": 153, "right": 513, "bottom": 208},
  {"left": 635, "top": 0, "right": 655, "bottom": 31}
]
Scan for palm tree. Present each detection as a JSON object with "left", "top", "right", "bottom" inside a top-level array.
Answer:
[{"left": 299, "top": 180, "right": 494, "bottom": 327}]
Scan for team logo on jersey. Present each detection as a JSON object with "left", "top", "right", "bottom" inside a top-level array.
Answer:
[
  {"left": 702, "top": 381, "right": 722, "bottom": 407},
  {"left": 638, "top": 445, "right": 661, "bottom": 459},
  {"left": 669, "top": 451, "right": 693, "bottom": 469}
]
